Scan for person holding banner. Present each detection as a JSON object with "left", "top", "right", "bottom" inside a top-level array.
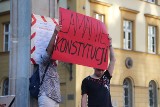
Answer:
[
  {"left": 38, "top": 25, "right": 62, "bottom": 107},
  {"left": 81, "top": 37, "right": 116, "bottom": 107}
]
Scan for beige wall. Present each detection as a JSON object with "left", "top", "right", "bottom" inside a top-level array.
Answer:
[
  {"left": 0, "top": 0, "right": 160, "bottom": 107},
  {"left": 58, "top": 62, "right": 77, "bottom": 107},
  {"left": 119, "top": 7, "right": 139, "bottom": 51},
  {"left": 0, "top": 52, "right": 9, "bottom": 95},
  {"left": 83, "top": 0, "right": 160, "bottom": 52},
  {"left": 74, "top": 48, "right": 160, "bottom": 107},
  {"left": 32, "top": 0, "right": 50, "bottom": 16},
  {"left": 75, "top": 65, "right": 94, "bottom": 107},
  {"left": 69, "top": 1, "right": 160, "bottom": 107},
  {"left": 67, "top": 0, "right": 77, "bottom": 11},
  {"left": 111, "top": 49, "right": 160, "bottom": 106},
  {"left": 145, "top": 14, "right": 160, "bottom": 54},
  {"left": 112, "top": 49, "right": 160, "bottom": 87}
]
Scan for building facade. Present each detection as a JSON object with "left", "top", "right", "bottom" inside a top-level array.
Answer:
[
  {"left": 0, "top": 0, "right": 160, "bottom": 107},
  {"left": 64, "top": 0, "right": 160, "bottom": 107},
  {"left": 0, "top": 0, "right": 10, "bottom": 97}
]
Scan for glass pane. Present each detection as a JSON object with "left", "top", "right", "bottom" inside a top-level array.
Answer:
[
  {"left": 148, "top": 36, "right": 150, "bottom": 46},
  {"left": 128, "top": 41, "right": 131, "bottom": 49},
  {"left": 126, "top": 80, "right": 129, "bottom": 85},
  {"left": 5, "top": 44, "right": 8, "bottom": 51},
  {"left": 5, "top": 24, "right": 9, "bottom": 32},
  {"left": 147, "top": 0, "right": 155, "bottom": 3},
  {"left": 3, "top": 79, "right": 9, "bottom": 95},
  {"left": 150, "top": 99, "right": 153, "bottom": 106},
  {"left": 95, "top": 14, "right": 98, "bottom": 19},
  {"left": 123, "top": 21, "right": 126, "bottom": 28},
  {"left": 124, "top": 79, "right": 132, "bottom": 107},
  {"left": 128, "top": 22, "right": 131, "bottom": 29},
  {"left": 152, "top": 37, "right": 154, "bottom": 44},
  {"left": 149, "top": 91, "right": 153, "bottom": 97},
  {"left": 5, "top": 35, "right": 9, "bottom": 43},
  {"left": 128, "top": 33, "right": 131, "bottom": 40},
  {"left": 95, "top": 13, "right": 104, "bottom": 22},
  {"left": 149, "top": 81, "right": 157, "bottom": 107},
  {"left": 150, "top": 27, "right": 153, "bottom": 34},
  {"left": 101, "top": 15, "right": 104, "bottom": 22},
  {"left": 128, "top": 22, "right": 130, "bottom": 29},
  {"left": 124, "top": 88, "right": 128, "bottom": 96},
  {"left": 5, "top": 35, "right": 9, "bottom": 51},
  {"left": 125, "top": 97, "right": 128, "bottom": 105},
  {"left": 152, "top": 27, "right": 154, "bottom": 34},
  {"left": 152, "top": 45, "right": 155, "bottom": 52},
  {"left": 148, "top": 26, "right": 150, "bottom": 35}
]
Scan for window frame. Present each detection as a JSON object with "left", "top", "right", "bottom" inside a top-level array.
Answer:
[
  {"left": 3, "top": 23, "right": 10, "bottom": 52},
  {"left": 144, "top": 14, "right": 160, "bottom": 54},
  {"left": 123, "top": 20, "right": 133, "bottom": 50},
  {"left": 149, "top": 80, "right": 157, "bottom": 107},
  {"left": 89, "top": 0, "right": 111, "bottom": 29},
  {"left": 147, "top": 25, "right": 157, "bottom": 54},
  {"left": 120, "top": 7, "right": 139, "bottom": 51},
  {"left": 94, "top": 12, "right": 105, "bottom": 23},
  {"left": 2, "top": 78, "right": 9, "bottom": 96},
  {"left": 148, "top": 25, "right": 156, "bottom": 54},
  {"left": 123, "top": 78, "right": 133, "bottom": 107}
]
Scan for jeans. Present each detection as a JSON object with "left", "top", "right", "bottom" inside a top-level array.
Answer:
[{"left": 38, "top": 92, "right": 59, "bottom": 107}]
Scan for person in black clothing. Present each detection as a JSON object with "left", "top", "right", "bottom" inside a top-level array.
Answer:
[{"left": 81, "top": 36, "right": 116, "bottom": 107}]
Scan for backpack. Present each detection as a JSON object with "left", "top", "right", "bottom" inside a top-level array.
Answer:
[{"left": 29, "top": 63, "right": 50, "bottom": 99}]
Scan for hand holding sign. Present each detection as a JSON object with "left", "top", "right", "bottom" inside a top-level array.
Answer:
[
  {"left": 52, "top": 8, "right": 109, "bottom": 70},
  {"left": 54, "top": 25, "right": 62, "bottom": 34}
]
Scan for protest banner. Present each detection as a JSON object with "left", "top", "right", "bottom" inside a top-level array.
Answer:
[
  {"left": 30, "top": 14, "right": 58, "bottom": 64},
  {"left": 52, "top": 8, "right": 109, "bottom": 70}
]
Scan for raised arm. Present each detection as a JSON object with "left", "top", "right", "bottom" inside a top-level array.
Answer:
[
  {"left": 108, "top": 36, "right": 116, "bottom": 76},
  {"left": 46, "top": 25, "right": 62, "bottom": 56}
]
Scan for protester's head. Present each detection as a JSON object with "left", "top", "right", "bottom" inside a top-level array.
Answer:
[{"left": 94, "top": 68, "right": 105, "bottom": 77}]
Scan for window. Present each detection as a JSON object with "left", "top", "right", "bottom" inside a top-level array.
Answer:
[
  {"left": 123, "top": 20, "right": 132, "bottom": 50},
  {"left": 149, "top": 80, "right": 157, "bottom": 107},
  {"left": 148, "top": 26, "right": 156, "bottom": 54},
  {"left": 3, "top": 23, "right": 10, "bottom": 51},
  {"left": 94, "top": 13, "right": 105, "bottom": 23},
  {"left": 145, "top": 14, "right": 160, "bottom": 54},
  {"left": 123, "top": 78, "right": 132, "bottom": 107},
  {"left": 120, "top": 7, "right": 139, "bottom": 51},
  {"left": 2, "top": 78, "right": 9, "bottom": 96},
  {"left": 146, "top": 0, "right": 156, "bottom": 4}
]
